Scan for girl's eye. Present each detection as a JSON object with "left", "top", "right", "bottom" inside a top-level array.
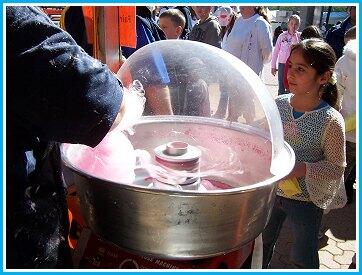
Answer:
[{"left": 297, "top": 67, "right": 305, "bottom": 72}]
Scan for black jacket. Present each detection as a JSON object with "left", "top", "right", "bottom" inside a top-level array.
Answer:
[
  {"left": 325, "top": 16, "right": 353, "bottom": 59},
  {"left": 6, "top": 6, "right": 123, "bottom": 268}
]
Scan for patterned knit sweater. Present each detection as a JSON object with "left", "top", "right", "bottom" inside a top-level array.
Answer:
[{"left": 276, "top": 94, "right": 347, "bottom": 210}]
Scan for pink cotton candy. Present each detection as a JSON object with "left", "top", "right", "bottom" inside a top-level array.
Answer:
[
  {"left": 73, "top": 130, "right": 136, "bottom": 184},
  {"left": 71, "top": 80, "right": 145, "bottom": 184}
]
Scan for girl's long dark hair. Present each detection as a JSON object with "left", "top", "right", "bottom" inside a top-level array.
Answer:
[{"left": 291, "top": 38, "right": 339, "bottom": 109}]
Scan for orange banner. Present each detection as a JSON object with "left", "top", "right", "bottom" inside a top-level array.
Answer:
[
  {"left": 82, "top": 6, "right": 95, "bottom": 44},
  {"left": 118, "top": 6, "right": 137, "bottom": 48}
]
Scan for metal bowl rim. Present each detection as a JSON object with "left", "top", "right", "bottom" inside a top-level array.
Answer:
[{"left": 61, "top": 116, "right": 295, "bottom": 196}]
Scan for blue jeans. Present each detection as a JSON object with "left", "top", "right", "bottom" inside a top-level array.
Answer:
[
  {"left": 278, "top": 63, "right": 286, "bottom": 95},
  {"left": 262, "top": 196, "right": 323, "bottom": 269}
]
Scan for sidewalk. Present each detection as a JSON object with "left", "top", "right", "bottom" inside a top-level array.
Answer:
[
  {"left": 267, "top": 191, "right": 356, "bottom": 269},
  {"left": 262, "top": 62, "right": 357, "bottom": 270}
]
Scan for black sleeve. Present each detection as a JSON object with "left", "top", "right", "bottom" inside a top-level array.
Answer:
[{"left": 7, "top": 6, "right": 123, "bottom": 147}]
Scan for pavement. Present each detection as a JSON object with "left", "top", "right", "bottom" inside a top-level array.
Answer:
[{"left": 261, "top": 62, "right": 357, "bottom": 270}]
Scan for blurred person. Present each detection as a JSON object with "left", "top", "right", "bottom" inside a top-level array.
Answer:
[
  {"left": 6, "top": 6, "right": 134, "bottom": 268},
  {"left": 120, "top": 6, "right": 170, "bottom": 115},
  {"left": 188, "top": 6, "right": 221, "bottom": 48},
  {"left": 344, "top": 25, "right": 356, "bottom": 44},
  {"left": 214, "top": 6, "right": 232, "bottom": 28},
  {"left": 122, "top": 6, "right": 166, "bottom": 58},
  {"left": 320, "top": 22, "right": 327, "bottom": 37},
  {"left": 300, "top": 25, "right": 322, "bottom": 41},
  {"left": 271, "top": 14, "right": 301, "bottom": 95},
  {"left": 231, "top": 6, "right": 239, "bottom": 13},
  {"left": 263, "top": 39, "right": 347, "bottom": 269},
  {"left": 189, "top": 6, "right": 199, "bottom": 27},
  {"left": 183, "top": 57, "right": 211, "bottom": 116},
  {"left": 159, "top": 8, "right": 186, "bottom": 39},
  {"left": 335, "top": 38, "right": 356, "bottom": 204},
  {"left": 326, "top": 6, "right": 356, "bottom": 59},
  {"left": 213, "top": 10, "right": 237, "bottom": 119},
  {"left": 174, "top": 6, "right": 193, "bottom": 39},
  {"left": 158, "top": 6, "right": 193, "bottom": 39},
  {"left": 220, "top": 10, "right": 237, "bottom": 42},
  {"left": 215, "top": 6, "right": 271, "bottom": 121},
  {"left": 222, "top": 6, "right": 272, "bottom": 76},
  {"left": 273, "top": 25, "right": 283, "bottom": 46}
]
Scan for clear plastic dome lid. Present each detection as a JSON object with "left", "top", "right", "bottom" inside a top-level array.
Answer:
[{"left": 117, "top": 40, "right": 289, "bottom": 176}]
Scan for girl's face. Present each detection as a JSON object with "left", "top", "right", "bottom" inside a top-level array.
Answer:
[
  {"left": 288, "top": 19, "right": 300, "bottom": 34},
  {"left": 287, "top": 49, "right": 328, "bottom": 96}
]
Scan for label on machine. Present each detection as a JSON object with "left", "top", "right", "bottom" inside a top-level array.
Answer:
[{"left": 72, "top": 228, "right": 254, "bottom": 269}]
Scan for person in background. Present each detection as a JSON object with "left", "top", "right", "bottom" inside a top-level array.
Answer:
[
  {"left": 273, "top": 25, "right": 283, "bottom": 46},
  {"left": 263, "top": 39, "right": 347, "bottom": 269},
  {"left": 222, "top": 6, "right": 272, "bottom": 76},
  {"left": 214, "top": 6, "right": 233, "bottom": 29},
  {"left": 271, "top": 14, "right": 301, "bottom": 95},
  {"left": 154, "top": 9, "right": 187, "bottom": 115},
  {"left": 283, "top": 25, "right": 322, "bottom": 91},
  {"left": 122, "top": 6, "right": 166, "bottom": 58},
  {"left": 158, "top": 8, "right": 186, "bottom": 39},
  {"left": 212, "top": 9, "right": 238, "bottom": 119},
  {"left": 215, "top": 6, "right": 272, "bottom": 122},
  {"left": 300, "top": 25, "right": 322, "bottom": 41},
  {"left": 219, "top": 10, "right": 237, "bottom": 48},
  {"left": 119, "top": 6, "right": 171, "bottom": 116},
  {"left": 189, "top": 6, "right": 199, "bottom": 27},
  {"left": 188, "top": 6, "right": 221, "bottom": 48},
  {"left": 149, "top": 5, "right": 158, "bottom": 22},
  {"left": 335, "top": 27, "right": 356, "bottom": 204},
  {"left": 183, "top": 57, "right": 211, "bottom": 116},
  {"left": 174, "top": 6, "right": 193, "bottom": 39},
  {"left": 320, "top": 22, "right": 327, "bottom": 37},
  {"left": 325, "top": 6, "right": 356, "bottom": 59},
  {"left": 7, "top": 6, "right": 130, "bottom": 268},
  {"left": 158, "top": 6, "right": 193, "bottom": 39}
]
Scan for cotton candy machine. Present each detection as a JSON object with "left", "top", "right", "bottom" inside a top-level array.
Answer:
[{"left": 61, "top": 40, "right": 295, "bottom": 260}]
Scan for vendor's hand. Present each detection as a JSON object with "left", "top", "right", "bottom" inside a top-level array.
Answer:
[
  {"left": 110, "top": 80, "right": 146, "bottom": 133},
  {"left": 271, "top": 68, "right": 277, "bottom": 76}
]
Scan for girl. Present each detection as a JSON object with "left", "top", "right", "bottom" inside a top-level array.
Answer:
[
  {"left": 271, "top": 14, "right": 301, "bottom": 95},
  {"left": 263, "top": 39, "right": 347, "bottom": 269}
]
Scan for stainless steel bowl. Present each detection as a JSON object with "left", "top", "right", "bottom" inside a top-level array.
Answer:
[{"left": 61, "top": 116, "right": 295, "bottom": 259}]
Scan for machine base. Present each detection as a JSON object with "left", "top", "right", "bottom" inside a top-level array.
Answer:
[{"left": 72, "top": 228, "right": 255, "bottom": 269}]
